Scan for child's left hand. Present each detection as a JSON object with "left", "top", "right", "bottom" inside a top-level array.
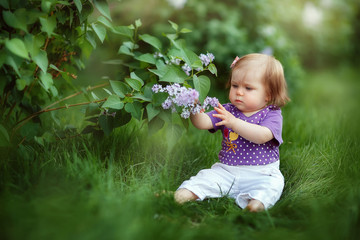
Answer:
[{"left": 212, "top": 103, "right": 237, "bottom": 128}]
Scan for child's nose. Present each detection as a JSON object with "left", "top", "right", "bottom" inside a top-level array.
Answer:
[{"left": 237, "top": 88, "right": 244, "bottom": 95}]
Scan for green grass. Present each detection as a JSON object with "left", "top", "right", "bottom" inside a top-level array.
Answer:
[{"left": 1, "top": 66, "right": 360, "bottom": 240}]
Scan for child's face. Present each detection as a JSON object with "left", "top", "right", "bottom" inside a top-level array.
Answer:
[{"left": 229, "top": 67, "right": 269, "bottom": 114}]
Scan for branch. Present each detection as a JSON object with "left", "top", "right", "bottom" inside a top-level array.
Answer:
[
  {"left": 12, "top": 98, "right": 107, "bottom": 135},
  {"left": 44, "top": 82, "right": 109, "bottom": 110}
]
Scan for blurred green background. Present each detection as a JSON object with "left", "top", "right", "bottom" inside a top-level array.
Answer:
[{"left": 80, "top": 0, "right": 359, "bottom": 88}]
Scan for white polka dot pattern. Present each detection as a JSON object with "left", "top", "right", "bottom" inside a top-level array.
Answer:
[{"left": 208, "top": 104, "right": 282, "bottom": 166}]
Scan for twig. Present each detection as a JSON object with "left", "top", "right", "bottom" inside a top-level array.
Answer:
[
  {"left": 43, "top": 82, "right": 109, "bottom": 110},
  {"left": 12, "top": 98, "right": 107, "bottom": 135}
]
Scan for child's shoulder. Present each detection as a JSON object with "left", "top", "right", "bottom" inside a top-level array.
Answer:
[{"left": 267, "top": 105, "right": 280, "bottom": 111}]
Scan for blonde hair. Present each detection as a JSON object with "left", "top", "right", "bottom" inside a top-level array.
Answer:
[{"left": 228, "top": 53, "right": 290, "bottom": 107}]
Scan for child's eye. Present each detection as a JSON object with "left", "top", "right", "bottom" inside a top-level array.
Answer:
[
  {"left": 232, "top": 85, "right": 238, "bottom": 88},
  {"left": 245, "top": 87, "right": 252, "bottom": 90}
]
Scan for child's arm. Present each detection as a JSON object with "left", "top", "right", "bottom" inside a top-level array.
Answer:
[
  {"left": 212, "top": 104, "right": 273, "bottom": 144},
  {"left": 190, "top": 112, "right": 214, "bottom": 130}
]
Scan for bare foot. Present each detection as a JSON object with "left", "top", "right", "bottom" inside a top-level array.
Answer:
[
  {"left": 245, "top": 199, "right": 265, "bottom": 212},
  {"left": 174, "top": 188, "right": 198, "bottom": 204}
]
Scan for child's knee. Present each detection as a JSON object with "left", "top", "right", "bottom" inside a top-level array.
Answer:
[{"left": 174, "top": 188, "right": 198, "bottom": 204}]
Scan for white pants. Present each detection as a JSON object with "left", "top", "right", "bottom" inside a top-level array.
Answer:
[{"left": 178, "top": 162, "right": 284, "bottom": 209}]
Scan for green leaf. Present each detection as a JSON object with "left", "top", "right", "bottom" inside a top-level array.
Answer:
[
  {"left": 182, "top": 49, "right": 200, "bottom": 67},
  {"left": 125, "top": 102, "right": 142, "bottom": 120},
  {"left": 180, "top": 28, "right": 192, "bottom": 33},
  {"left": 112, "top": 26, "right": 133, "bottom": 38},
  {"left": 93, "top": 0, "right": 112, "bottom": 21},
  {"left": 135, "top": 19, "right": 142, "bottom": 28},
  {"left": 125, "top": 78, "right": 143, "bottom": 91},
  {"left": 148, "top": 60, "right": 167, "bottom": 77},
  {"left": 74, "top": 0, "right": 82, "bottom": 12},
  {"left": 39, "top": 72, "right": 53, "bottom": 91},
  {"left": 49, "top": 64, "right": 64, "bottom": 73},
  {"left": 5, "top": 55, "right": 22, "bottom": 77},
  {"left": 160, "top": 65, "right": 187, "bottom": 83},
  {"left": 208, "top": 63, "right": 217, "bottom": 76},
  {"left": 135, "top": 53, "right": 156, "bottom": 64},
  {"left": 193, "top": 75, "right": 210, "bottom": 102},
  {"left": 152, "top": 92, "right": 168, "bottom": 107},
  {"left": 148, "top": 116, "right": 165, "bottom": 135},
  {"left": 24, "top": 34, "right": 46, "bottom": 58},
  {"left": 85, "top": 103, "right": 101, "bottom": 117},
  {"left": 5, "top": 38, "right": 29, "bottom": 60},
  {"left": 131, "top": 93, "right": 151, "bottom": 102},
  {"left": 168, "top": 46, "right": 199, "bottom": 68},
  {"left": 99, "top": 115, "right": 114, "bottom": 137},
  {"left": 92, "top": 23, "right": 106, "bottom": 43},
  {"left": 40, "top": 15, "right": 57, "bottom": 37},
  {"left": 49, "top": 85, "right": 58, "bottom": 97},
  {"left": 91, "top": 92, "right": 99, "bottom": 100},
  {"left": 16, "top": 78, "right": 27, "bottom": 91},
  {"left": 3, "top": 9, "right": 28, "bottom": 33},
  {"left": 130, "top": 71, "right": 144, "bottom": 84},
  {"left": 41, "top": 0, "right": 53, "bottom": 13},
  {"left": 113, "top": 110, "right": 131, "bottom": 128},
  {"left": 97, "top": 15, "right": 113, "bottom": 28},
  {"left": 102, "top": 95, "right": 124, "bottom": 110},
  {"left": 0, "top": 124, "right": 10, "bottom": 147},
  {"left": 32, "top": 50, "right": 48, "bottom": 73},
  {"left": 191, "top": 60, "right": 203, "bottom": 70},
  {"left": 118, "top": 45, "right": 134, "bottom": 56},
  {"left": 78, "top": 2, "right": 93, "bottom": 23},
  {"left": 103, "top": 88, "right": 112, "bottom": 95},
  {"left": 140, "top": 34, "right": 162, "bottom": 51},
  {"left": 86, "top": 31, "right": 97, "bottom": 48},
  {"left": 0, "top": 0, "right": 9, "bottom": 9},
  {"left": 168, "top": 20, "right": 178, "bottom": 31},
  {"left": 146, "top": 103, "right": 160, "bottom": 121},
  {"left": 109, "top": 80, "right": 127, "bottom": 98}
]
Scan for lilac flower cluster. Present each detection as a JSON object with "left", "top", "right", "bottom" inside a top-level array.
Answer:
[
  {"left": 184, "top": 53, "right": 215, "bottom": 76},
  {"left": 199, "top": 53, "right": 215, "bottom": 67},
  {"left": 152, "top": 83, "right": 219, "bottom": 119}
]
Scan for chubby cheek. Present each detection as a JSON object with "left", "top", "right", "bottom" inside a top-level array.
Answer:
[{"left": 229, "top": 91, "right": 237, "bottom": 103}]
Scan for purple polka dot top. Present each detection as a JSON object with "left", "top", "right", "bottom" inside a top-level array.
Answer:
[{"left": 207, "top": 104, "right": 283, "bottom": 166}]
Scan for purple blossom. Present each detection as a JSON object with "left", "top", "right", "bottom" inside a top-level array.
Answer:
[
  {"left": 170, "top": 58, "right": 182, "bottom": 65},
  {"left": 162, "top": 98, "right": 173, "bottom": 109},
  {"left": 180, "top": 109, "right": 190, "bottom": 119},
  {"left": 199, "top": 53, "right": 210, "bottom": 66},
  {"left": 182, "top": 64, "right": 191, "bottom": 76},
  {"left": 153, "top": 52, "right": 164, "bottom": 58},
  {"left": 152, "top": 84, "right": 162, "bottom": 93},
  {"left": 199, "top": 53, "right": 215, "bottom": 67},
  {"left": 207, "top": 53, "right": 215, "bottom": 62},
  {"left": 203, "top": 96, "right": 219, "bottom": 108},
  {"left": 152, "top": 83, "right": 219, "bottom": 119}
]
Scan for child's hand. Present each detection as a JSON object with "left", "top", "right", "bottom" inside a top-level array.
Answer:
[{"left": 212, "top": 103, "right": 237, "bottom": 128}]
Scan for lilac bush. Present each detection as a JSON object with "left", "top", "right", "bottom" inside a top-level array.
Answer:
[{"left": 152, "top": 83, "right": 219, "bottom": 119}]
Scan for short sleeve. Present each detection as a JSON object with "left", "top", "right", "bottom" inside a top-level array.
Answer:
[{"left": 260, "top": 109, "right": 283, "bottom": 145}]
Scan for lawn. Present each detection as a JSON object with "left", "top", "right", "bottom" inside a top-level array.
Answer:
[{"left": 1, "top": 66, "right": 359, "bottom": 240}]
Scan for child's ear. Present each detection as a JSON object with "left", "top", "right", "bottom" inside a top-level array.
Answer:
[
  {"left": 265, "top": 93, "right": 271, "bottom": 103},
  {"left": 265, "top": 93, "right": 271, "bottom": 102}
]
